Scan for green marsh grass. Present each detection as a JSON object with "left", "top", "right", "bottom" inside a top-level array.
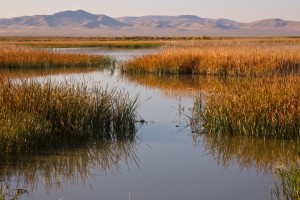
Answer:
[
  {"left": 194, "top": 76, "right": 300, "bottom": 139},
  {"left": 122, "top": 40, "right": 300, "bottom": 76},
  {"left": 0, "top": 45, "right": 112, "bottom": 69},
  {"left": 0, "top": 78, "right": 140, "bottom": 154}
]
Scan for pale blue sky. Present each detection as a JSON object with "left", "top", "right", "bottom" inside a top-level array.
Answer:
[{"left": 1, "top": 0, "right": 300, "bottom": 22}]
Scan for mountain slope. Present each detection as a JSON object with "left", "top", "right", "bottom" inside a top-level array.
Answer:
[
  {"left": 0, "top": 10, "right": 128, "bottom": 29},
  {"left": 0, "top": 10, "right": 299, "bottom": 36}
]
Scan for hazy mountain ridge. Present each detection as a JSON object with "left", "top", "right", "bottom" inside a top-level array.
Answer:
[{"left": 0, "top": 10, "right": 299, "bottom": 36}]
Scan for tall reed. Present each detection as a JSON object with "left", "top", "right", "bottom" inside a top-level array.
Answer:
[
  {"left": 0, "top": 45, "right": 112, "bottom": 69},
  {"left": 0, "top": 79, "right": 140, "bottom": 154},
  {"left": 194, "top": 76, "right": 300, "bottom": 139},
  {"left": 272, "top": 163, "right": 300, "bottom": 200},
  {"left": 122, "top": 41, "right": 300, "bottom": 76}
]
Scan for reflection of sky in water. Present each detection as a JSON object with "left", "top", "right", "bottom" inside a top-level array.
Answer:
[{"left": 2, "top": 49, "right": 276, "bottom": 200}]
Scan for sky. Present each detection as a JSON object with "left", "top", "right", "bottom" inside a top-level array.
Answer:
[{"left": 1, "top": 0, "right": 300, "bottom": 22}]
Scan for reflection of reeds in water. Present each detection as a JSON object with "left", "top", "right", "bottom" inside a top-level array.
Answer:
[
  {"left": 191, "top": 90, "right": 300, "bottom": 196},
  {"left": 0, "top": 67, "right": 107, "bottom": 79},
  {"left": 0, "top": 45, "right": 112, "bottom": 69},
  {"left": 0, "top": 78, "right": 139, "bottom": 154},
  {"left": 122, "top": 40, "right": 300, "bottom": 76},
  {"left": 0, "top": 141, "right": 138, "bottom": 193},
  {"left": 192, "top": 132, "right": 300, "bottom": 175},
  {"left": 122, "top": 73, "right": 231, "bottom": 97}
]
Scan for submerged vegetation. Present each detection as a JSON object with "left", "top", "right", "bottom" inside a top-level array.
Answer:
[
  {"left": 122, "top": 39, "right": 300, "bottom": 76},
  {"left": 0, "top": 45, "right": 112, "bottom": 69},
  {"left": 0, "top": 78, "right": 139, "bottom": 154}
]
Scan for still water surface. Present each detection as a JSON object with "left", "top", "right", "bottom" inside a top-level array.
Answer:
[{"left": 1, "top": 48, "right": 289, "bottom": 200}]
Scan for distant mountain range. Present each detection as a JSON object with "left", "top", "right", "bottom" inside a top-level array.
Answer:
[{"left": 0, "top": 10, "right": 299, "bottom": 36}]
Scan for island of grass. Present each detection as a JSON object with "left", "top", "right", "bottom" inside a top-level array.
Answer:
[
  {"left": 0, "top": 44, "right": 112, "bottom": 69},
  {"left": 122, "top": 38, "right": 300, "bottom": 76},
  {"left": 0, "top": 78, "right": 140, "bottom": 154},
  {"left": 191, "top": 76, "right": 300, "bottom": 139},
  {"left": 121, "top": 38, "right": 300, "bottom": 140}
]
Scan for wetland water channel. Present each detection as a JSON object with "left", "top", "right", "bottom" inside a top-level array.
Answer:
[{"left": 1, "top": 48, "right": 292, "bottom": 200}]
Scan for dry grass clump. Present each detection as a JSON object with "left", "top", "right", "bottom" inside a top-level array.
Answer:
[
  {"left": 195, "top": 76, "right": 300, "bottom": 139},
  {"left": 0, "top": 79, "right": 139, "bottom": 154},
  {"left": 0, "top": 45, "right": 112, "bottom": 69},
  {"left": 122, "top": 43, "right": 300, "bottom": 76}
]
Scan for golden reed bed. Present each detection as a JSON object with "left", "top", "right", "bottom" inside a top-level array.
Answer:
[
  {"left": 0, "top": 44, "right": 111, "bottom": 69},
  {"left": 122, "top": 39, "right": 300, "bottom": 76}
]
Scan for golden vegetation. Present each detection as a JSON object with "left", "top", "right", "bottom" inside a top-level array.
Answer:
[
  {"left": 0, "top": 45, "right": 111, "bottom": 69},
  {"left": 194, "top": 76, "right": 300, "bottom": 139},
  {"left": 0, "top": 78, "right": 139, "bottom": 154},
  {"left": 0, "top": 36, "right": 167, "bottom": 48},
  {"left": 122, "top": 39, "right": 300, "bottom": 76}
]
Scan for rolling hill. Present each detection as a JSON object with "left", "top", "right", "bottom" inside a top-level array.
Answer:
[{"left": 0, "top": 10, "right": 299, "bottom": 36}]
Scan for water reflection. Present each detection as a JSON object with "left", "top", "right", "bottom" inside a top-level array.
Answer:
[
  {"left": 0, "top": 67, "right": 107, "bottom": 79},
  {"left": 122, "top": 73, "right": 300, "bottom": 175},
  {"left": 1, "top": 61, "right": 293, "bottom": 199},
  {"left": 196, "top": 134, "right": 299, "bottom": 174},
  {"left": 121, "top": 73, "right": 242, "bottom": 97},
  {"left": 190, "top": 97, "right": 300, "bottom": 175},
  {"left": 0, "top": 141, "right": 138, "bottom": 194},
  {"left": 55, "top": 47, "right": 160, "bottom": 62}
]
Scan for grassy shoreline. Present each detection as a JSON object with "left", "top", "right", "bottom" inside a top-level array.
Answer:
[
  {"left": 2, "top": 36, "right": 299, "bottom": 48},
  {"left": 122, "top": 39, "right": 300, "bottom": 76},
  {"left": 193, "top": 76, "right": 300, "bottom": 139},
  {"left": 0, "top": 45, "right": 112, "bottom": 69},
  {"left": 0, "top": 79, "right": 139, "bottom": 154}
]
